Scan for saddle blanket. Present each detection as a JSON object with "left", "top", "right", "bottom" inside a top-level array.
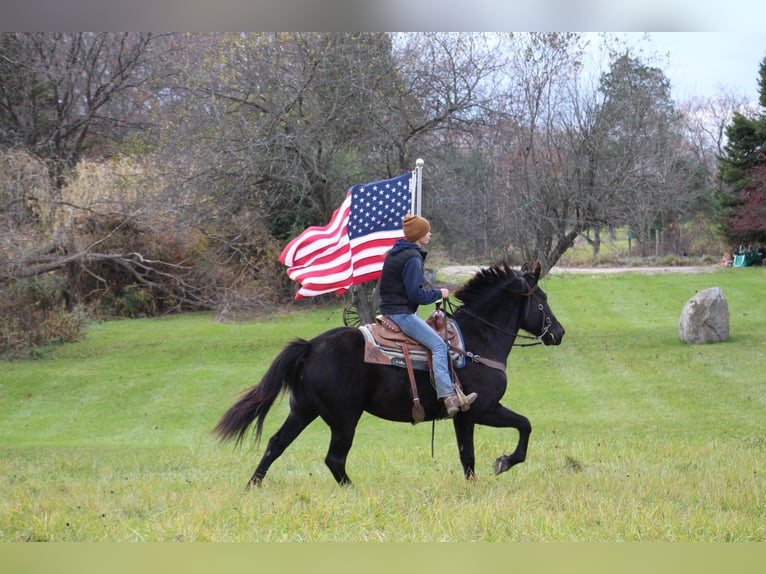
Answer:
[{"left": 359, "top": 317, "right": 466, "bottom": 371}]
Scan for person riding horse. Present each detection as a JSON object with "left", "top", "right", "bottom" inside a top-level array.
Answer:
[
  {"left": 378, "top": 214, "right": 478, "bottom": 417},
  {"left": 215, "top": 258, "right": 564, "bottom": 487}
]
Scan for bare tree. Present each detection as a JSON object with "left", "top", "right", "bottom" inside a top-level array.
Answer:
[
  {"left": 478, "top": 33, "right": 593, "bottom": 270},
  {"left": 145, "top": 33, "right": 408, "bottom": 237},
  {"left": 680, "top": 91, "right": 754, "bottom": 190},
  {"left": 0, "top": 33, "right": 161, "bottom": 186},
  {"left": 436, "top": 35, "right": 707, "bottom": 268},
  {"left": 1, "top": 34, "right": 220, "bottom": 325}
]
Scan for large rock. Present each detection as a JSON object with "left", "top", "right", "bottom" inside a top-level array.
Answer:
[{"left": 678, "top": 287, "right": 729, "bottom": 344}]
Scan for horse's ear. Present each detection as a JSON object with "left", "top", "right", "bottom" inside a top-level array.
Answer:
[
  {"left": 531, "top": 260, "right": 542, "bottom": 281},
  {"left": 521, "top": 260, "right": 542, "bottom": 280}
]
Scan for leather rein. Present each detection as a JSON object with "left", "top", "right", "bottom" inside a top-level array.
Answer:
[{"left": 443, "top": 281, "right": 552, "bottom": 365}]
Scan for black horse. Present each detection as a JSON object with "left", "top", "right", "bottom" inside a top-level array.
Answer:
[{"left": 214, "top": 261, "right": 565, "bottom": 487}]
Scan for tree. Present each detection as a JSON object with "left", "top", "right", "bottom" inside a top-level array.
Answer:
[
  {"left": 591, "top": 52, "right": 704, "bottom": 257},
  {"left": 387, "top": 33, "right": 509, "bottom": 260},
  {"left": 0, "top": 33, "right": 161, "bottom": 187},
  {"left": 1, "top": 34, "right": 206, "bottom": 316},
  {"left": 473, "top": 41, "right": 704, "bottom": 267},
  {"left": 681, "top": 91, "right": 752, "bottom": 190},
  {"left": 0, "top": 34, "right": 247, "bottom": 330},
  {"left": 717, "top": 56, "right": 766, "bottom": 244},
  {"left": 444, "top": 32, "right": 593, "bottom": 270},
  {"left": 2, "top": 33, "right": 506, "bottom": 328},
  {"left": 142, "top": 32, "right": 503, "bottom": 316},
  {"left": 145, "top": 33, "right": 409, "bottom": 238},
  {"left": 727, "top": 157, "right": 766, "bottom": 239}
]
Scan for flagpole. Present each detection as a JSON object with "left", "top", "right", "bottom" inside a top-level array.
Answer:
[{"left": 415, "top": 158, "right": 424, "bottom": 216}]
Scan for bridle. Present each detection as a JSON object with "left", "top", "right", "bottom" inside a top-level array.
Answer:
[
  {"left": 444, "top": 277, "right": 553, "bottom": 348},
  {"left": 519, "top": 282, "right": 555, "bottom": 345}
]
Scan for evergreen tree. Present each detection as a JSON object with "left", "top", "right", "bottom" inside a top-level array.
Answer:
[{"left": 716, "top": 56, "right": 766, "bottom": 244}]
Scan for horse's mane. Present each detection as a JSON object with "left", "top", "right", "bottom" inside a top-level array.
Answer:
[{"left": 453, "top": 261, "right": 522, "bottom": 307}]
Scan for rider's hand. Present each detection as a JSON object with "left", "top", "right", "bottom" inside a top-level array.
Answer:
[{"left": 440, "top": 288, "right": 449, "bottom": 299}]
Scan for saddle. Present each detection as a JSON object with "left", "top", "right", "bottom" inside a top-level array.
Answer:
[
  {"left": 359, "top": 310, "right": 466, "bottom": 371},
  {"left": 359, "top": 308, "right": 466, "bottom": 424}
]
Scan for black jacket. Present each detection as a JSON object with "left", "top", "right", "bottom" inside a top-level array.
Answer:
[{"left": 378, "top": 239, "right": 442, "bottom": 315}]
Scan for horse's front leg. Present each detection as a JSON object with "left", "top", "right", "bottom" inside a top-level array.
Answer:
[
  {"left": 476, "top": 403, "right": 532, "bottom": 476},
  {"left": 452, "top": 416, "right": 476, "bottom": 479}
]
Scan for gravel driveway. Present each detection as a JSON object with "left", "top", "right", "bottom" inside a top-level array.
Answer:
[{"left": 438, "top": 264, "right": 719, "bottom": 281}]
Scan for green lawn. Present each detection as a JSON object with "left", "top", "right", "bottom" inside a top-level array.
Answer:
[{"left": 1, "top": 267, "right": 764, "bottom": 541}]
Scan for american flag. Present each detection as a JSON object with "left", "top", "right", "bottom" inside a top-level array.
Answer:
[{"left": 279, "top": 173, "right": 413, "bottom": 299}]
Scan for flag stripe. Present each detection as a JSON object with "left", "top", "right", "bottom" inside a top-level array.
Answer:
[
  {"left": 279, "top": 195, "right": 351, "bottom": 266},
  {"left": 286, "top": 251, "right": 351, "bottom": 284},
  {"left": 280, "top": 173, "right": 413, "bottom": 299}
]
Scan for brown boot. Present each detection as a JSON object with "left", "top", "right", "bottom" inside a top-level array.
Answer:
[
  {"left": 442, "top": 395, "right": 461, "bottom": 417},
  {"left": 457, "top": 390, "right": 478, "bottom": 412}
]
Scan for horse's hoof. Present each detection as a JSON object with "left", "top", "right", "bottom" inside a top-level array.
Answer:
[
  {"left": 494, "top": 454, "right": 525, "bottom": 475},
  {"left": 246, "top": 476, "right": 263, "bottom": 490}
]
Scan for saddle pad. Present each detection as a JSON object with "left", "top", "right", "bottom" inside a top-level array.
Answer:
[{"left": 359, "top": 319, "right": 466, "bottom": 370}]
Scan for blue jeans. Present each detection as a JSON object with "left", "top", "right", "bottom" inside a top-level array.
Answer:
[{"left": 388, "top": 312, "right": 455, "bottom": 399}]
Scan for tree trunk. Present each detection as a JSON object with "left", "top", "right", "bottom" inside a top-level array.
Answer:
[
  {"left": 546, "top": 229, "right": 581, "bottom": 273},
  {"left": 591, "top": 228, "right": 601, "bottom": 257}
]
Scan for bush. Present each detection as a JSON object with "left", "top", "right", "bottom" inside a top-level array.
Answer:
[
  {"left": 114, "top": 284, "right": 156, "bottom": 318},
  {"left": 42, "top": 305, "right": 87, "bottom": 345},
  {"left": 0, "top": 277, "right": 86, "bottom": 360}
]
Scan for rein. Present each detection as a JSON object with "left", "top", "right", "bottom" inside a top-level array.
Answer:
[{"left": 444, "top": 284, "right": 551, "bottom": 348}]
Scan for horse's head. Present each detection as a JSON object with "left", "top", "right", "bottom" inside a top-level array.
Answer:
[
  {"left": 454, "top": 260, "right": 565, "bottom": 348},
  {"left": 519, "top": 261, "right": 565, "bottom": 346}
]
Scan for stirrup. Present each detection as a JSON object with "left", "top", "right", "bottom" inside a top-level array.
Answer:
[
  {"left": 456, "top": 388, "right": 478, "bottom": 412},
  {"left": 443, "top": 396, "right": 461, "bottom": 417}
]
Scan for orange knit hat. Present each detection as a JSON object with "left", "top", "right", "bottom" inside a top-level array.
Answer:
[{"left": 402, "top": 214, "right": 430, "bottom": 242}]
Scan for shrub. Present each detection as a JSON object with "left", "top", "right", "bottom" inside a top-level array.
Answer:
[
  {"left": 0, "top": 277, "right": 85, "bottom": 360},
  {"left": 114, "top": 284, "right": 156, "bottom": 318}
]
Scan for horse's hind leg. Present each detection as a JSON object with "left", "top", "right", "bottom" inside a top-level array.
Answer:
[
  {"left": 247, "top": 409, "right": 317, "bottom": 489},
  {"left": 324, "top": 420, "right": 360, "bottom": 486}
]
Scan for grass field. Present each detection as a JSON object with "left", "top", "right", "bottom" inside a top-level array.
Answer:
[{"left": 1, "top": 267, "right": 764, "bottom": 542}]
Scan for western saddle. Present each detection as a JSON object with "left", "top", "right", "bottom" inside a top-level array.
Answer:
[{"left": 359, "top": 307, "right": 467, "bottom": 423}]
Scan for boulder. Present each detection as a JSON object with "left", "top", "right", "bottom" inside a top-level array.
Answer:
[{"left": 678, "top": 287, "right": 729, "bottom": 344}]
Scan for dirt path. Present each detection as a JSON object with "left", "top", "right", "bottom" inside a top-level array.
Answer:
[
  {"left": 439, "top": 264, "right": 720, "bottom": 280},
  {"left": 549, "top": 265, "right": 719, "bottom": 275}
]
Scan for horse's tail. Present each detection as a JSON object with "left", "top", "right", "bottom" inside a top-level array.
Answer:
[{"left": 213, "top": 338, "right": 311, "bottom": 447}]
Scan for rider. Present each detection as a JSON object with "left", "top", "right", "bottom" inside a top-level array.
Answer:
[{"left": 379, "top": 214, "right": 478, "bottom": 417}]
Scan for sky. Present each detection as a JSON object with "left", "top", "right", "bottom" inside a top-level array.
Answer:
[
  {"left": 5, "top": 1, "right": 766, "bottom": 37},
  {"left": 635, "top": 33, "right": 766, "bottom": 105},
  {"left": 2, "top": 4, "right": 765, "bottom": 109}
]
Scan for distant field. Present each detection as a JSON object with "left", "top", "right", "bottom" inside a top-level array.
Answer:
[{"left": 1, "top": 267, "right": 764, "bottom": 541}]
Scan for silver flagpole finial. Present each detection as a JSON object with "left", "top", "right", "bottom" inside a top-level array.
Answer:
[{"left": 414, "top": 159, "right": 424, "bottom": 216}]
